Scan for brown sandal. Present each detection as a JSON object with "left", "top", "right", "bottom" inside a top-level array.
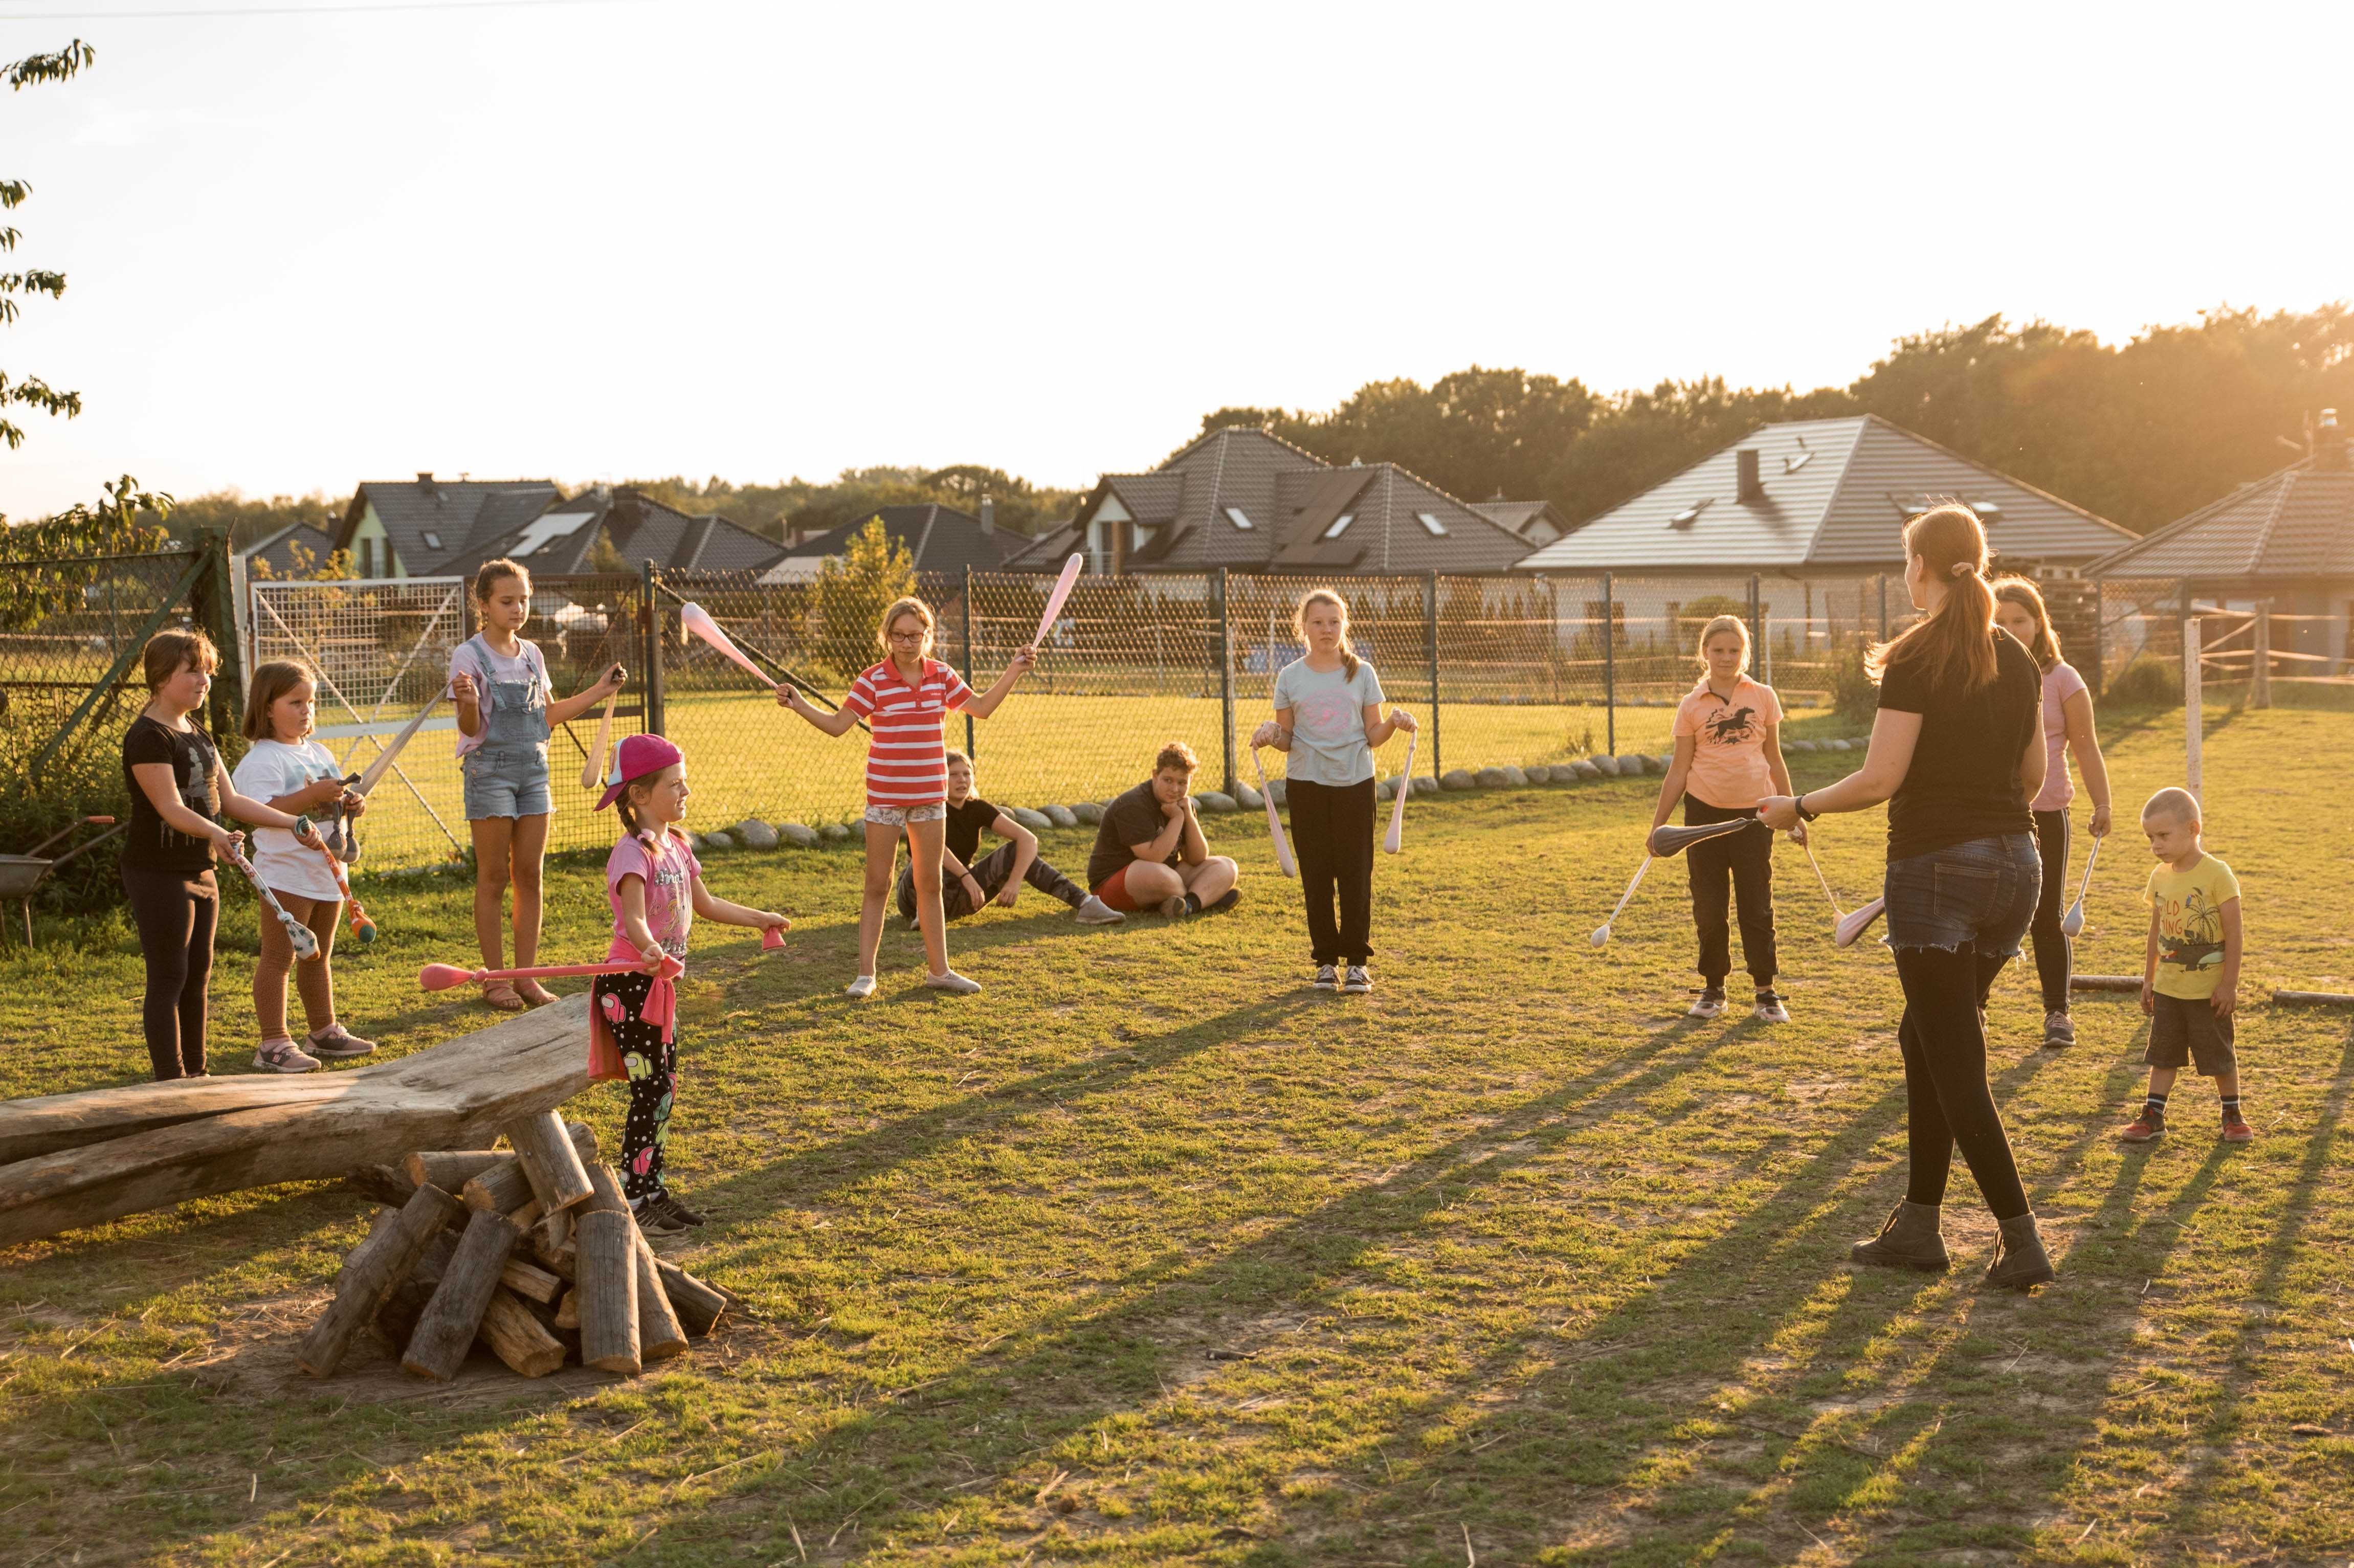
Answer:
[
  {"left": 515, "top": 979, "right": 559, "bottom": 1007},
  {"left": 480, "top": 981, "right": 527, "bottom": 1012}
]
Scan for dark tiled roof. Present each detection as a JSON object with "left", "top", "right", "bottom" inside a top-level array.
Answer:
[
  {"left": 337, "top": 477, "right": 563, "bottom": 576},
  {"left": 773, "top": 504, "right": 1013, "bottom": 576},
  {"left": 1469, "top": 499, "right": 1563, "bottom": 538},
  {"left": 236, "top": 521, "right": 339, "bottom": 578},
  {"left": 1518, "top": 414, "right": 2133, "bottom": 573},
  {"left": 2090, "top": 458, "right": 2354, "bottom": 580},
  {"left": 602, "top": 491, "right": 784, "bottom": 573}
]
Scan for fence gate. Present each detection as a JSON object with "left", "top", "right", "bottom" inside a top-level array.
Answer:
[{"left": 249, "top": 576, "right": 470, "bottom": 855}]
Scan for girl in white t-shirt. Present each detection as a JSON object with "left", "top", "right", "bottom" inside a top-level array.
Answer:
[{"left": 229, "top": 662, "right": 374, "bottom": 1072}]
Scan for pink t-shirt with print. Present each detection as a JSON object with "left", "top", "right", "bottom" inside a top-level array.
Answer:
[
  {"left": 1673, "top": 676, "right": 1785, "bottom": 810},
  {"left": 604, "top": 827, "right": 701, "bottom": 960},
  {"left": 2032, "top": 660, "right": 2087, "bottom": 812}
]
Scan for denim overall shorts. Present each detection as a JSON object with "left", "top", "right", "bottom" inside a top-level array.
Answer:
[
  {"left": 459, "top": 637, "right": 553, "bottom": 820},
  {"left": 1883, "top": 833, "right": 2041, "bottom": 957}
]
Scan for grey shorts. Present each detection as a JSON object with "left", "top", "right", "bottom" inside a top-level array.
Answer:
[
  {"left": 2147, "top": 991, "right": 2236, "bottom": 1077},
  {"left": 1883, "top": 834, "right": 2040, "bottom": 957},
  {"left": 462, "top": 745, "right": 552, "bottom": 820},
  {"left": 863, "top": 802, "right": 947, "bottom": 826}
]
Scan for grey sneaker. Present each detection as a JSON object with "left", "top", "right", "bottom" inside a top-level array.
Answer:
[
  {"left": 633, "top": 1194, "right": 690, "bottom": 1237},
  {"left": 253, "top": 1038, "right": 321, "bottom": 1074},
  {"left": 1688, "top": 988, "right": 1727, "bottom": 1019},
  {"left": 1313, "top": 964, "right": 1339, "bottom": 990},
  {"left": 1342, "top": 966, "right": 1372, "bottom": 994},
  {"left": 924, "top": 969, "right": 982, "bottom": 995},
  {"left": 307, "top": 1023, "right": 375, "bottom": 1058},
  {"left": 1074, "top": 894, "right": 1124, "bottom": 926},
  {"left": 845, "top": 974, "right": 877, "bottom": 999},
  {"left": 1753, "top": 990, "right": 1791, "bottom": 1024},
  {"left": 1157, "top": 893, "right": 1189, "bottom": 920},
  {"left": 2042, "top": 1011, "right": 2075, "bottom": 1049}
]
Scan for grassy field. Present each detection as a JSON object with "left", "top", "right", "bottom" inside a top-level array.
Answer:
[{"left": 0, "top": 705, "right": 2347, "bottom": 1565}]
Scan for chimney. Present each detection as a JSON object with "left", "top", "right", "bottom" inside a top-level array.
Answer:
[
  {"left": 1735, "top": 450, "right": 1763, "bottom": 504},
  {"left": 979, "top": 496, "right": 995, "bottom": 535}
]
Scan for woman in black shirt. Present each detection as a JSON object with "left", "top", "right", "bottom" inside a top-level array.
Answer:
[
  {"left": 1760, "top": 506, "right": 2054, "bottom": 1290},
  {"left": 120, "top": 629, "right": 319, "bottom": 1080}
]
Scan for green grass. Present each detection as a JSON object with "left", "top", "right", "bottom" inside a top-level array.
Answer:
[{"left": 0, "top": 707, "right": 2348, "bottom": 1565}]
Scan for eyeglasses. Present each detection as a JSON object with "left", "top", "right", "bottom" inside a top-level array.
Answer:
[{"left": 887, "top": 629, "right": 928, "bottom": 644}]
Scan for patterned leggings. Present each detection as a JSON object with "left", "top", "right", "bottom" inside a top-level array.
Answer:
[{"left": 591, "top": 969, "right": 678, "bottom": 1205}]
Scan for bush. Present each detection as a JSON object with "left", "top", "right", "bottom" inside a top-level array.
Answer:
[
  {"left": 1831, "top": 640, "right": 1878, "bottom": 724},
  {"left": 2103, "top": 654, "right": 2183, "bottom": 709}
]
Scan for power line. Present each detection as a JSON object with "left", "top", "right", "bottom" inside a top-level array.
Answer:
[{"left": 0, "top": 0, "right": 638, "bottom": 19}]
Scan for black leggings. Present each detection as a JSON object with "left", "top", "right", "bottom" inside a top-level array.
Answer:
[
  {"left": 1683, "top": 797, "right": 1775, "bottom": 987},
  {"left": 897, "top": 841, "right": 1084, "bottom": 921},
  {"left": 2027, "top": 809, "right": 2071, "bottom": 1013},
  {"left": 1287, "top": 777, "right": 1375, "bottom": 965},
  {"left": 122, "top": 865, "right": 218, "bottom": 1081},
  {"left": 1894, "top": 942, "right": 2030, "bottom": 1220}
]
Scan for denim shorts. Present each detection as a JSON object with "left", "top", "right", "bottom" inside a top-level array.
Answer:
[
  {"left": 462, "top": 744, "right": 552, "bottom": 820},
  {"left": 1883, "top": 834, "right": 2040, "bottom": 956}
]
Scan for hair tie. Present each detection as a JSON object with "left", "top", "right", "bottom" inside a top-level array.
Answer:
[{"left": 1950, "top": 561, "right": 1976, "bottom": 579}]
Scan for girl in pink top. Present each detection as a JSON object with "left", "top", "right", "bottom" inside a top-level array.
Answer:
[
  {"left": 1993, "top": 578, "right": 2114, "bottom": 1048},
  {"left": 590, "top": 733, "right": 787, "bottom": 1235},
  {"left": 774, "top": 595, "right": 1033, "bottom": 999},
  {"left": 1650, "top": 614, "right": 1800, "bottom": 1023}
]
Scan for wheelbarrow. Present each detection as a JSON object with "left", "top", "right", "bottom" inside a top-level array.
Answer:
[{"left": 0, "top": 816, "right": 123, "bottom": 949}]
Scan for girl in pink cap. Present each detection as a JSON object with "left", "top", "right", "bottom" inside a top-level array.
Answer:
[{"left": 591, "top": 732, "right": 789, "bottom": 1235}]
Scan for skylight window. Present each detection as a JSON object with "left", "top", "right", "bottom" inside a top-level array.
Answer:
[
  {"left": 1782, "top": 450, "right": 1814, "bottom": 474},
  {"left": 1322, "top": 513, "right": 1355, "bottom": 540},
  {"left": 1668, "top": 497, "right": 1714, "bottom": 528},
  {"left": 1415, "top": 511, "right": 1449, "bottom": 537},
  {"left": 1224, "top": 506, "right": 1255, "bottom": 531},
  {"left": 421, "top": 530, "right": 442, "bottom": 550},
  {"left": 1970, "top": 500, "right": 2004, "bottom": 525}
]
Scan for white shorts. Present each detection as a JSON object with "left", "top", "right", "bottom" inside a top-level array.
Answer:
[{"left": 863, "top": 802, "right": 947, "bottom": 826}]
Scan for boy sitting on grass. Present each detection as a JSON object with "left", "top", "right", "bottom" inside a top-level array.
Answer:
[
  {"left": 2121, "top": 786, "right": 2251, "bottom": 1144},
  {"left": 897, "top": 750, "right": 1124, "bottom": 928}
]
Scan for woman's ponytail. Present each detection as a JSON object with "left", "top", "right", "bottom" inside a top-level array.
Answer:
[{"left": 1864, "top": 504, "right": 1998, "bottom": 690}]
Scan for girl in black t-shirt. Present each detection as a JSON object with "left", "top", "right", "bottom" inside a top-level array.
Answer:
[
  {"left": 119, "top": 629, "right": 321, "bottom": 1081},
  {"left": 1761, "top": 505, "right": 2056, "bottom": 1291}
]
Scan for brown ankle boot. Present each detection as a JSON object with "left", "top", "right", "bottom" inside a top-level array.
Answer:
[
  {"left": 1850, "top": 1201, "right": 1950, "bottom": 1272},
  {"left": 1984, "top": 1213, "right": 2055, "bottom": 1291}
]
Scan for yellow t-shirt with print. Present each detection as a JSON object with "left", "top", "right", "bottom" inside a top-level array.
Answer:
[{"left": 2146, "top": 853, "right": 2240, "bottom": 999}]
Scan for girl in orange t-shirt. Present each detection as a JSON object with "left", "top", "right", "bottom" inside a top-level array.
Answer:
[{"left": 1650, "top": 614, "right": 1798, "bottom": 1023}]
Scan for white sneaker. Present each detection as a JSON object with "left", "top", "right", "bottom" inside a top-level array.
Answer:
[
  {"left": 1688, "top": 989, "right": 1727, "bottom": 1019},
  {"left": 1074, "top": 894, "right": 1124, "bottom": 926},
  {"left": 253, "top": 1038, "right": 321, "bottom": 1073},
  {"left": 1753, "top": 990, "right": 1791, "bottom": 1024},
  {"left": 1342, "top": 966, "right": 1372, "bottom": 994},
  {"left": 845, "top": 974, "right": 877, "bottom": 999},
  {"left": 1313, "top": 964, "right": 1338, "bottom": 990},
  {"left": 924, "top": 969, "right": 982, "bottom": 994}
]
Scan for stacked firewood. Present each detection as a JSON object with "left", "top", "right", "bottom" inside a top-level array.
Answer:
[{"left": 295, "top": 1112, "right": 728, "bottom": 1381}]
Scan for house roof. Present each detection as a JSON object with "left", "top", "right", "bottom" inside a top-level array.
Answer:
[
  {"left": 336, "top": 476, "right": 563, "bottom": 576},
  {"left": 2089, "top": 456, "right": 2354, "bottom": 581},
  {"left": 772, "top": 503, "right": 1013, "bottom": 577},
  {"left": 337, "top": 478, "right": 783, "bottom": 579},
  {"left": 236, "top": 520, "right": 339, "bottom": 579},
  {"left": 1515, "top": 414, "right": 2135, "bottom": 573},
  {"left": 1469, "top": 499, "right": 1566, "bottom": 539},
  {"left": 1000, "top": 426, "right": 1537, "bottom": 574}
]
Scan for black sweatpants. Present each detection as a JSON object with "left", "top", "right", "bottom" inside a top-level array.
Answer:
[
  {"left": 122, "top": 865, "right": 218, "bottom": 1081},
  {"left": 897, "top": 841, "right": 1084, "bottom": 922},
  {"left": 1683, "top": 797, "right": 1775, "bottom": 988},
  {"left": 1287, "top": 777, "right": 1375, "bottom": 966},
  {"left": 1894, "top": 942, "right": 2031, "bottom": 1220},
  {"left": 2027, "top": 808, "right": 2071, "bottom": 1014}
]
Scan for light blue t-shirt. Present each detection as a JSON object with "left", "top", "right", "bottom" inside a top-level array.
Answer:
[{"left": 1273, "top": 657, "right": 1385, "bottom": 786}]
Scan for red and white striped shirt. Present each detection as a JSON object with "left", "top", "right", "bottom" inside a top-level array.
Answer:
[{"left": 841, "top": 657, "right": 972, "bottom": 807}]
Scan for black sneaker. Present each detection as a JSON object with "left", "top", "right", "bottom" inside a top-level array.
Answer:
[
  {"left": 633, "top": 1194, "right": 691, "bottom": 1237},
  {"left": 1202, "top": 888, "right": 1240, "bottom": 914},
  {"left": 2042, "top": 1011, "right": 2075, "bottom": 1048},
  {"left": 659, "top": 1191, "right": 706, "bottom": 1226},
  {"left": 1313, "top": 964, "right": 1338, "bottom": 990}
]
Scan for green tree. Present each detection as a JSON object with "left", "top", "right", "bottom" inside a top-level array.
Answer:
[
  {"left": 812, "top": 516, "right": 917, "bottom": 676},
  {"left": 0, "top": 474, "right": 174, "bottom": 631},
  {"left": 2, "top": 38, "right": 95, "bottom": 450}
]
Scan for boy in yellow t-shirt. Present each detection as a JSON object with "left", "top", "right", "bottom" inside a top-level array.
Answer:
[{"left": 2120, "top": 787, "right": 2249, "bottom": 1144}]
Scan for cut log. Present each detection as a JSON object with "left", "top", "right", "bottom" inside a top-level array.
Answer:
[
  {"left": 462, "top": 1122, "right": 596, "bottom": 1214},
  {"left": 402, "top": 1208, "right": 523, "bottom": 1381},
  {"left": 536, "top": 1202, "right": 572, "bottom": 1262},
  {"left": 553, "top": 1286, "right": 580, "bottom": 1331},
  {"left": 2275, "top": 989, "right": 2354, "bottom": 1006},
  {"left": 582, "top": 1160, "right": 629, "bottom": 1216},
  {"left": 2071, "top": 975, "right": 2143, "bottom": 993},
  {"left": 404, "top": 1150, "right": 504, "bottom": 1193},
  {"left": 653, "top": 1258, "right": 728, "bottom": 1337},
  {"left": 506, "top": 1198, "right": 544, "bottom": 1231},
  {"left": 375, "top": 1231, "right": 458, "bottom": 1354},
  {"left": 576, "top": 1209, "right": 640, "bottom": 1374},
  {"left": 535, "top": 1231, "right": 577, "bottom": 1283},
  {"left": 343, "top": 1163, "right": 416, "bottom": 1204},
  {"left": 0, "top": 997, "right": 591, "bottom": 1248},
  {"left": 478, "top": 1286, "right": 565, "bottom": 1378},
  {"left": 632, "top": 1224, "right": 689, "bottom": 1361},
  {"left": 296, "top": 1182, "right": 465, "bottom": 1377},
  {"left": 501, "top": 1109, "right": 594, "bottom": 1214},
  {"left": 499, "top": 1256, "right": 565, "bottom": 1305}
]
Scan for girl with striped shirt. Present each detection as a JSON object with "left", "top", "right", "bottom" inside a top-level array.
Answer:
[{"left": 775, "top": 595, "right": 1034, "bottom": 996}]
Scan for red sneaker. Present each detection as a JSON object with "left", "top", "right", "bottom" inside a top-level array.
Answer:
[
  {"left": 2118, "top": 1112, "right": 2165, "bottom": 1143},
  {"left": 2221, "top": 1115, "right": 2255, "bottom": 1144}
]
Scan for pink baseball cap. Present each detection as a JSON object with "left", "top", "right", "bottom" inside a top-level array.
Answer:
[{"left": 594, "top": 733, "right": 684, "bottom": 812}]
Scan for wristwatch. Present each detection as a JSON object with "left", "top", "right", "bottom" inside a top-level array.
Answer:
[{"left": 1795, "top": 793, "right": 1820, "bottom": 822}]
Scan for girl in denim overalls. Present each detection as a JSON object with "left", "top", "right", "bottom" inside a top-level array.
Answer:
[{"left": 451, "top": 557, "right": 625, "bottom": 1011}]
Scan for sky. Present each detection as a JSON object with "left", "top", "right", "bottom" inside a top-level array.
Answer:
[{"left": 1, "top": 0, "right": 2348, "bottom": 517}]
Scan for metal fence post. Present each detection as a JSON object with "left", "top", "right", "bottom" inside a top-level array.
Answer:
[
  {"left": 1424, "top": 569, "right": 1440, "bottom": 780},
  {"left": 193, "top": 530, "right": 245, "bottom": 746},
  {"left": 2253, "top": 598, "right": 2272, "bottom": 709},
  {"left": 1877, "top": 574, "right": 1889, "bottom": 641},
  {"left": 1602, "top": 571, "right": 1615, "bottom": 756},
  {"left": 1747, "top": 574, "right": 1763, "bottom": 680},
  {"left": 961, "top": 564, "right": 976, "bottom": 760},
  {"left": 1215, "top": 567, "right": 1236, "bottom": 796},
  {"left": 640, "top": 560, "right": 665, "bottom": 736}
]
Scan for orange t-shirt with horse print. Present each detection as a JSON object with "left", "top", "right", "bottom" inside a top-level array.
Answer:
[{"left": 1674, "top": 675, "right": 1784, "bottom": 810}]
